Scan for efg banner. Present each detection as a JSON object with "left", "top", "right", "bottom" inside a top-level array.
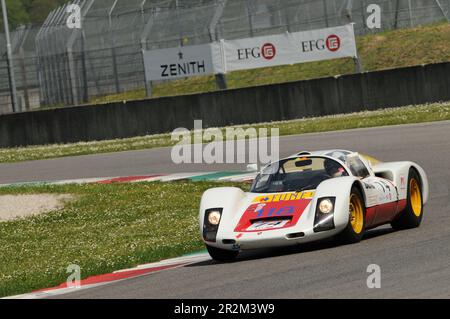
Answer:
[
  {"left": 143, "top": 43, "right": 217, "bottom": 81},
  {"left": 221, "top": 24, "right": 358, "bottom": 72}
]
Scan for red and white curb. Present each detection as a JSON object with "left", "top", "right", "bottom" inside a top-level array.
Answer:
[
  {"left": 0, "top": 171, "right": 257, "bottom": 188},
  {"left": 4, "top": 252, "right": 210, "bottom": 299}
]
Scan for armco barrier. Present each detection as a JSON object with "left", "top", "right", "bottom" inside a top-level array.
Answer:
[{"left": 1, "top": 62, "right": 450, "bottom": 148}]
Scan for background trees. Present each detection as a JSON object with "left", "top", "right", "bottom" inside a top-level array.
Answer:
[{"left": 1, "top": 0, "right": 69, "bottom": 31}]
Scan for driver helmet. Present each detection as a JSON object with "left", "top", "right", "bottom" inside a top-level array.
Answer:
[{"left": 324, "top": 159, "right": 345, "bottom": 177}]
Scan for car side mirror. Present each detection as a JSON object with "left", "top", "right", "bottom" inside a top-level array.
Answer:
[{"left": 247, "top": 164, "right": 258, "bottom": 172}]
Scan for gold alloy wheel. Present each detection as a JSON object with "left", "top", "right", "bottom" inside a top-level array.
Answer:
[
  {"left": 410, "top": 178, "right": 422, "bottom": 217},
  {"left": 349, "top": 194, "right": 364, "bottom": 234}
]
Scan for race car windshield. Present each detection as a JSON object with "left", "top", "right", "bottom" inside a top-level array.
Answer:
[{"left": 251, "top": 157, "right": 349, "bottom": 194}]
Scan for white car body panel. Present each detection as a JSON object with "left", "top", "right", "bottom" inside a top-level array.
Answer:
[{"left": 372, "top": 161, "right": 429, "bottom": 204}]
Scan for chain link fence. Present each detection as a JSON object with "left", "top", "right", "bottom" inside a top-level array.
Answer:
[{"left": 1, "top": 0, "right": 449, "bottom": 114}]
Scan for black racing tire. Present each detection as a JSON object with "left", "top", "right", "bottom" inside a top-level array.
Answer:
[
  {"left": 391, "top": 168, "right": 423, "bottom": 230},
  {"left": 337, "top": 186, "right": 366, "bottom": 244},
  {"left": 206, "top": 245, "right": 239, "bottom": 262}
]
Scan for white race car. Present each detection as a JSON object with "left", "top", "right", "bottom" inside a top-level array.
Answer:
[{"left": 199, "top": 150, "right": 429, "bottom": 261}]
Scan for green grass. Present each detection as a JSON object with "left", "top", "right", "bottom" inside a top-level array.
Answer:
[
  {"left": 90, "top": 22, "right": 450, "bottom": 103},
  {"left": 0, "top": 181, "right": 247, "bottom": 298},
  {"left": 1, "top": 101, "right": 450, "bottom": 164}
]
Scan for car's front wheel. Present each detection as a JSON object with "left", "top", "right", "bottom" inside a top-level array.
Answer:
[
  {"left": 337, "top": 186, "right": 366, "bottom": 244},
  {"left": 206, "top": 245, "right": 239, "bottom": 262}
]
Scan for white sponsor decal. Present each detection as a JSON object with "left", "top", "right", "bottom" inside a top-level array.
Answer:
[
  {"left": 400, "top": 174, "right": 407, "bottom": 190},
  {"left": 247, "top": 220, "right": 289, "bottom": 231}
]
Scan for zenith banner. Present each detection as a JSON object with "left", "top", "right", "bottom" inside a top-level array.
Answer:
[
  {"left": 143, "top": 43, "right": 217, "bottom": 81},
  {"left": 220, "top": 24, "right": 358, "bottom": 72}
]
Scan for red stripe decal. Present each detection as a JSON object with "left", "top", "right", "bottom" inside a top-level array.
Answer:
[{"left": 366, "top": 199, "right": 408, "bottom": 228}]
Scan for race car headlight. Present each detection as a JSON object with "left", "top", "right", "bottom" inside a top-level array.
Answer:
[
  {"left": 314, "top": 197, "right": 336, "bottom": 233},
  {"left": 203, "top": 208, "right": 223, "bottom": 242},
  {"left": 318, "top": 199, "right": 334, "bottom": 214},
  {"left": 207, "top": 210, "right": 222, "bottom": 226}
]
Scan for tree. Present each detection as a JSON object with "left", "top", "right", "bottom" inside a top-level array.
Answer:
[
  {"left": 28, "top": 0, "right": 64, "bottom": 24},
  {"left": 1, "top": 0, "right": 71, "bottom": 31},
  {"left": 0, "top": 0, "right": 29, "bottom": 31}
]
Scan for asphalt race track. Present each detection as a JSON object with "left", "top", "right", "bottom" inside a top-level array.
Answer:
[
  {"left": 1, "top": 121, "right": 450, "bottom": 185},
  {"left": 2, "top": 121, "right": 450, "bottom": 298}
]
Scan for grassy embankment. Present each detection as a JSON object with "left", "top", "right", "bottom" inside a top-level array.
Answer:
[{"left": 0, "top": 181, "right": 246, "bottom": 297}]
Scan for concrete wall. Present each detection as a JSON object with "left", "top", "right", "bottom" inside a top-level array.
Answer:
[{"left": 1, "top": 62, "right": 450, "bottom": 148}]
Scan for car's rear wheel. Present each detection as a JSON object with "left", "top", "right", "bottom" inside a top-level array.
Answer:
[
  {"left": 391, "top": 168, "right": 423, "bottom": 230},
  {"left": 206, "top": 245, "right": 239, "bottom": 262},
  {"left": 338, "top": 186, "right": 366, "bottom": 244}
]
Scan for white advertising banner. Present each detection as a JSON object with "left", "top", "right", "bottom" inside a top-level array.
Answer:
[
  {"left": 143, "top": 24, "right": 358, "bottom": 80},
  {"left": 221, "top": 24, "right": 358, "bottom": 72},
  {"left": 143, "top": 43, "right": 217, "bottom": 81}
]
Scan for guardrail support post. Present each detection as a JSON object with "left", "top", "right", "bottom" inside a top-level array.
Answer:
[
  {"left": 2, "top": 0, "right": 19, "bottom": 112},
  {"left": 354, "top": 57, "right": 363, "bottom": 73},
  {"left": 215, "top": 73, "right": 227, "bottom": 90},
  {"left": 19, "top": 48, "right": 30, "bottom": 111},
  {"left": 145, "top": 80, "right": 153, "bottom": 98}
]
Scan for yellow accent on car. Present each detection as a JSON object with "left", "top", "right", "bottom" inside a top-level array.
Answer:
[
  {"left": 253, "top": 191, "right": 315, "bottom": 203},
  {"left": 360, "top": 154, "right": 382, "bottom": 166},
  {"left": 410, "top": 178, "right": 422, "bottom": 217},
  {"left": 349, "top": 194, "right": 364, "bottom": 234}
]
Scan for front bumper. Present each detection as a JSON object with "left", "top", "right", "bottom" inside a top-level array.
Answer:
[{"left": 207, "top": 226, "right": 343, "bottom": 251}]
